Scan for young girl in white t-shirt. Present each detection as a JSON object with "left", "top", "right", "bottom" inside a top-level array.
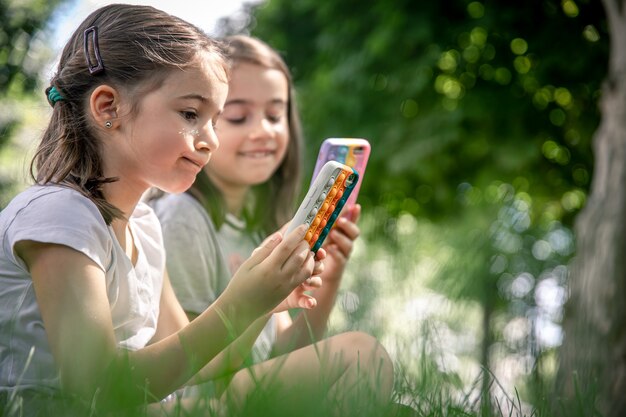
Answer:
[{"left": 0, "top": 4, "right": 393, "bottom": 417}]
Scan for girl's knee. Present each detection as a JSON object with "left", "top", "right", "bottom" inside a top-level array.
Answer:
[
  {"left": 341, "top": 331, "right": 390, "bottom": 356},
  {"left": 333, "top": 331, "right": 394, "bottom": 404},
  {"left": 334, "top": 331, "right": 393, "bottom": 375}
]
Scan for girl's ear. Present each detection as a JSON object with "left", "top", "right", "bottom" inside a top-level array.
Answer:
[{"left": 90, "top": 84, "right": 120, "bottom": 129}]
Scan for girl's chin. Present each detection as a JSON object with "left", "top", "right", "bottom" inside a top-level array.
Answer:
[
  {"left": 247, "top": 176, "right": 273, "bottom": 187},
  {"left": 160, "top": 180, "right": 196, "bottom": 194},
  {"left": 246, "top": 169, "right": 275, "bottom": 184}
]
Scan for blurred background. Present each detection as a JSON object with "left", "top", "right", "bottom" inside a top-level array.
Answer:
[{"left": 0, "top": 0, "right": 608, "bottom": 415}]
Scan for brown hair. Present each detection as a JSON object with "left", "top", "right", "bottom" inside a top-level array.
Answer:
[
  {"left": 187, "top": 35, "right": 304, "bottom": 234},
  {"left": 33, "top": 4, "right": 227, "bottom": 224}
]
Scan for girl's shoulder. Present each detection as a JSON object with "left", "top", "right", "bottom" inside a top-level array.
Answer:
[
  {"left": 149, "top": 192, "right": 208, "bottom": 225},
  {"left": 1, "top": 185, "right": 113, "bottom": 271},
  {"left": 1, "top": 184, "right": 105, "bottom": 228}
]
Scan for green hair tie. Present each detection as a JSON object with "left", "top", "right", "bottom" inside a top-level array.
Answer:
[{"left": 47, "top": 86, "right": 65, "bottom": 106}]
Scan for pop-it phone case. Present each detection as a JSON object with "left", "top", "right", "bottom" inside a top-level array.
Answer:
[
  {"left": 287, "top": 160, "right": 359, "bottom": 251},
  {"left": 312, "top": 138, "right": 370, "bottom": 208}
]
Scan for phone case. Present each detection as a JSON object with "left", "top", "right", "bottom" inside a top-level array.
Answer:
[
  {"left": 287, "top": 160, "right": 359, "bottom": 251},
  {"left": 311, "top": 138, "right": 370, "bottom": 208}
]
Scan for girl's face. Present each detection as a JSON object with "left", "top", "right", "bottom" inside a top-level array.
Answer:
[
  {"left": 206, "top": 62, "right": 290, "bottom": 193},
  {"left": 104, "top": 54, "right": 228, "bottom": 195}
]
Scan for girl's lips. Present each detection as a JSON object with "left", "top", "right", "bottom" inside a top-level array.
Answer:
[
  {"left": 238, "top": 150, "right": 275, "bottom": 158},
  {"left": 182, "top": 156, "right": 207, "bottom": 169}
]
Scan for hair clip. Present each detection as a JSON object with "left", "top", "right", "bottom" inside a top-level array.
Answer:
[{"left": 84, "top": 26, "right": 104, "bottom": 75}]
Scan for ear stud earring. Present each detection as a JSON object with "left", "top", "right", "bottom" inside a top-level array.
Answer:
[{"left": 104, "top": 121, "right": 112, "bottom": 129}]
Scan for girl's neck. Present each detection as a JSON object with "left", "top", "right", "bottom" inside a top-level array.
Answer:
[
  {"left": 205, "top": 173, "right": 249, "bottom": 217},
  {"left": 102, "top": 179, "right": 145, "bottom": 220},
  {"left": 222, "top": 186, "right": 248, "bottom": 217},
  {"left": 104, "top": 180, "right": 143, "bottom": 266}
]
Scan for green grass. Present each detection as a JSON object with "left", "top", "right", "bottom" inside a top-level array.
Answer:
[{"left": 0, "top": 366, "right": 599, "bottom": 417}]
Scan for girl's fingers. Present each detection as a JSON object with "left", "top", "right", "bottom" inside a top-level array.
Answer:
[
  {"left": 350, "top": 204, "right": 362, "bottom": 223},
  {"left": 341, "top": 204, "right": 362, "bottom": 223},
  {"left": 334, "top": 217, "right": 361, "bottom": 240},
  {"left": 328, "top": 230, "right": 353, "bottom": 258},
  {"left": 303, "top": 276, "right": 323, "bottom": 289},
  {"left": 280, "top": 242, "right": 315, "bottom": 277},
  {"left": 298, "top": 294, "right": 317, "bottom": 309},
  {"left": 246, "top": 232, "right": 283, "bottom": 268},
  {"left": 264, "top": 225, "right": 308, "bottom": 269},
  {"left": 312, "top": 258, "right": 324, "bottom": 276}
]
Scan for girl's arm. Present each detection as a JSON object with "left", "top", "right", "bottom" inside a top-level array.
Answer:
[
  {"left": 150, "top": 270, "right": 189, "bottom": 342},
  {"left": 183, "top": 253, "right": 325, "bottom": 385},
  {"left": 272, "top": 205, "right": 361, "bottom": 355},
  {"left": 152, "top": 269, "right": 273, "bottom": 386},
  {"left": 16, "top": 225, "right": 314, "bottom": 406},
  {"left": 185, "top": 313, "right": 271, "bottom": 385}
]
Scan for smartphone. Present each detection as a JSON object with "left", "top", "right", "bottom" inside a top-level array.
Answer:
[
  {"left": 287, "top": 160, "right": 359, "bottom": 251},
  {"left": 311, "top": 138, "right": 371, "bottom": 209}
]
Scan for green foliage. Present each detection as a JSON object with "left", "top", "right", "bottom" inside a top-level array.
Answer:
[
  {"left": 227, "top": 0, "right": 607, "bottom": 229},
  {"left": 0, "top": 0, "right": 65, "bottom": 97},
  {"left": 0, "top": 0, "right": 65, "bottom": 204}
]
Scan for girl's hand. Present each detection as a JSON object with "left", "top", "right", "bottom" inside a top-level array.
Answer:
[
  {"left": 226, "top": 225, "right": 318, "bottom": 316},
  {"left": 271, "top": 247, "right": 326, "bottom": 312},
  {"left": 312, "top": 246, "right": 326, "bottom": 276},
  {"left": 272, "top": 277, "right": 321, "bottom": 312},
  {"left": 323, "top": 204, "right": 361, "bottom": 273}
]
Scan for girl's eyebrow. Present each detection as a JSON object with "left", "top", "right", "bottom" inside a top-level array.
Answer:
[
  {"left": 225, "top": 98, "right": 286, "bottom": 106},
  {"left": 224, "top": 98, "right": 248, "bottom": 106},
  {"left": 177, "top": 93, "right": 208, "bottom": 102}
]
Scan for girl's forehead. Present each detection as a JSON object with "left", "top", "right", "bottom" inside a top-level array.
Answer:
[
  {"left": 148, "top": 61, "right": 228, "bottom": 108},
  {"left": 169, "top": 52, "right": 228, "bottom": 85},
  {"left": 228, "top": 63, "right": 288, "bottom": 97},
  {"left": 197, "top": 51, "right": 230, "bottom": 84},
  {"left": 232, "top": 62, "right": 284, "bottom": 78}
]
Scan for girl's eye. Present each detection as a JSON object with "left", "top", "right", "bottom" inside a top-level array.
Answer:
[
  {"left": 267, "top": 114, "right": 283, "bottom": 123},
  {"left": 181, "top": 111, "right": 198, "bottom": 121},
  {"left": 225, "top": 116, "right": 246, "bottom": 125}
]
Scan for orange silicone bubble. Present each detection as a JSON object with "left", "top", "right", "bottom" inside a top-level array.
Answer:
[{"left": 303, "top": 167, "right": 354, "bottom": 247}]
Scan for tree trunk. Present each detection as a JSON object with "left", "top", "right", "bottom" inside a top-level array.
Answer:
[{"left": 557, "top": 1, "right": 626, "bottom": 415}]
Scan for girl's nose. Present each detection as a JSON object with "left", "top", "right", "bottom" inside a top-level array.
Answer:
[
  {"left": 249, "top": 117, "right": 273, "bottom": 141},
  {"left": 195, "top": 125, "right": 219, "bottom": 152}
]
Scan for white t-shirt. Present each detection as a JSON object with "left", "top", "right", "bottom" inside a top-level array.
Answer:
[
  {"left": 151, "top": 193, "right": 276, "bottom": 362},
  {"left": 0, "top": 185, "right": 165, "bottom": 393}
]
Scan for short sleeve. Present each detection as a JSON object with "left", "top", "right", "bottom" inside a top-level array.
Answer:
[
  {"left": 3, "top": 186, "right": 113, "bottom": 272},
  {"left": 131, "top": 202, "right": 166, "bottom": 278}
]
